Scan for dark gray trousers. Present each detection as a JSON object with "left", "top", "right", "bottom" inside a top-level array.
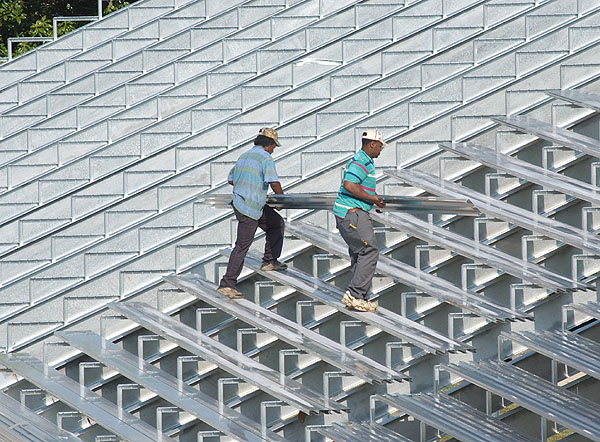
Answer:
[
  {"left": 219, "top": 205, "right": 285, "bottom": 289},
  {"left": 336, "top": 210, "right": 379, "bottom": 300}
]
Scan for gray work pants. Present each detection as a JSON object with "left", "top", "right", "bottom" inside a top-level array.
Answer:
[{"left": 336, "top": 210, "right": 379, "bottom": 300}]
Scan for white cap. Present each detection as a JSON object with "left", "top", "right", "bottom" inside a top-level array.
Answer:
[{"left": 361, "top": 129, "right": 387, "bottom": 147}]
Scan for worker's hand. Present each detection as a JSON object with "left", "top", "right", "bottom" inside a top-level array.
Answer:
[{"left": 373, "top": 195, "right": 385, "bottom": 209}]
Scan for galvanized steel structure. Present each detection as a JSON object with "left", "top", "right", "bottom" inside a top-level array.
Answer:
[{"left": 0, "top": 0, "right": 599, "bottom": 440}]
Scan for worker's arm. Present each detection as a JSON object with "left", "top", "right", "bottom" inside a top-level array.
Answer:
[
  {"left": 343, "top": 181, "right": 385, "bottom": 208},
  {"left": 269, "top": 181, "right": 284, "bottom": 194}
]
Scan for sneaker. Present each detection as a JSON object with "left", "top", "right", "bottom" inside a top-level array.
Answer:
[
  {"left": 216, "top": 286, "right": 244, "bottom": 299},
  {"left": 349, "top": 297, "right": 377, "bottom": 313},
  {"left": 342, "top": 291, "right": 354, "bottom": 307},
  {"left": 260, "top": 260, "right": 288, "bottom": 271}
]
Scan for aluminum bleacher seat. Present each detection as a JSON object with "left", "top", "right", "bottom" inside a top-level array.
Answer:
[
  {"left": 163, "top": 273, "right": 409, "bottom": 384},
  {"left": 0, "top": 390, "right": 80, "bottom": 442},
  {"left": 307, "top": 421, "right": 412, "bottom": 442},
  {"left": 222, "top": 247, "right": 472, "bottom": 355},
  {"left": 372, "top": 392, "right": 538, "bottom": 442},
  {"left": 56, "top": 329, "right": 285, "bottom": 442},
  {"left": 384, "top": 168, "right": 600, "bottom": 256},
  {"left": 372, "top": 211, "right": 590, "bottom": 293},
  {"left": 500, "top": 329, "right": 600, "bottom": 381},
  {"left": 0, "top": 352, "right": 173, "bottom": 441},
  {"left": 439, "top": 141, "right": 600, "bottom": 206},
  {"left": 108, "top": 300, "right": 347, "bottom": 414},
  {"left": 287, "top": 220, "right": 531, "bottom": 322},
  {"left": 439, "top": 360, "right": 600, "bottom": 441}
]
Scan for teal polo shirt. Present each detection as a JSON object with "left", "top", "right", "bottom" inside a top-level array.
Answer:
[{"left": 333, "top": 149, "right": 376, "bottom": 218}]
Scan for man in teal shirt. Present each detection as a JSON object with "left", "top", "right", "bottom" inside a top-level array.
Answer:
[
  {"left": 217, "top": 128, "right": 287, "bottom": 299},
  {"left": 334, "top": 129, "right": 386, "bottom": 312}
]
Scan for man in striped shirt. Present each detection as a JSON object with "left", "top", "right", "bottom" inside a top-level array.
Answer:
[
  {"left": 334, "top": 129, "right": 386, "bottom": 312},
  {"left": 217, "top": 128, "right": 287, "bottom": 299}
]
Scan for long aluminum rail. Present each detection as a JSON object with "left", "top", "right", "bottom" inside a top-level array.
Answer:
[
  {"left": 439, "top": 141, "right": 600, "bottom": 206},
  {"left": 0, "top": 353, "right": 172, "bottom": 442},
  {"left": 547, "top": 88, "right": 600, "bottom": 112},
  {"left": 384, "top": 169, "right": 600, "bottom": 256},
  {"left": 500, "top": 330, "right": 600, "bottom": 380},
  {"left": 372, "top": 392, "right": 538, "bottom": 442},
  {"left": 163, "top": 274, "right": 409, "bottom": 384},
  {"left": 0, "top": 390, "right": 81, "bottom": 442},
  {"left": 55, "top": 329, "right": 285, "bottom": 442},
  {"left": 223, "top": 248, "right": 472, "bottom": 354},
  {"left": 287, "top": 221, "right": 531, "bottom": 322},
  {"left": 198, "top": 193, "right": 480, "bottom": 215},
  {"left": 492, "top": 116, "right": 600, "bottom": 158},
  {"left": 443, "top": 360, "right": 600, "bottom": 441},
  {"left": 108, "top": 301, "right": 346, "bottom": 414},
  {"left": 371, "top": 211, "right": 590, "bottom": 292}
]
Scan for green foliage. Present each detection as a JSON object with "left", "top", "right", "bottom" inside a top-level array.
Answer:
[
  {"left": 104, "top": 0, "right": 130, "bottom": 15},
  {"left": 0, "top": 0, "right": 136, "bottom": 62}
]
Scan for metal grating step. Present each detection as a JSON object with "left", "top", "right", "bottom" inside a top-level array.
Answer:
[
  {"left": 501, "top": 329, "right": 600, "bottom": 380},
  {"left": 443, "top": 359, "right": 600, "bottom": 441},
  {"left": 372, "top": 211, "right": 590, "bottom": 292},
  {"left": 108, "top": 301, "right": 347, "bottom": 414},
  {"left": 55, "top": 329, "right": 285, "bottom": 442},
  {"left": 163, "top": 273, "right": 409, "bottom": 384},
  {"left": 287, "top": 221, "right": 531, "bottom": 322},
  {"left": 225, "top": 248, "right": 472, "bottom": 354},
  {"left": 384, "top": 169, "right": 600, "bottom": 257},
  {"left": 0, "top": 390, "right": 80, "bottom": 442},
  {"left": 373, "top": 392, "right": 538, "bottom": 442},
  {"left": 0, "top": 352, "right": 173, "bottom": 441}
]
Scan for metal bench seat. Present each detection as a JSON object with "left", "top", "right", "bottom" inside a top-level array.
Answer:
[
  {"left": 493, "top": 115, "right": 600, "bottom": 158},
  {"left": 163, "top": 274, "right": 409, "bottom": 384},
  {"left": 0, "top": 390, "right": 80, "bottom": 442},
  {"left": 0, "top": 352, "right": 172, "bottom": 442},
  {"left": 108, "top": 301, "right": 346, "bottom": 415},
  {"left": 501, "top": 329, "right": 600, "bottom": 380},
  {"left": 55, "top": 329, "right": 285, "bottom": 442},
  {"left": 439, "top": 141, "right": 600, "bottom": 206},
  {"left": 373, "top": 392, "right": 538, "bottom": 442},
  {"left": 443, "top": 360, "right": 600, "bottom": 441},
  {"left": 309, "top": 421, "right": 411, "bottom": 442},
  {"left": 384, "top": 169, "right": 600, "bottom": 257},
  {"left": 570, "top": 301, "right": 600, "bottom": 320},
  {"left": 287, "top": 221, "right": 531, "bottom": 322},
  {"left": 372, "top": 211, "right": 589, "bottom": 293},
  {"left": 224, "top": 248, "right": 471, "bottom": 355},
  {"left": 547, "top": 88, "right": 600, "bottom": 112}
]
